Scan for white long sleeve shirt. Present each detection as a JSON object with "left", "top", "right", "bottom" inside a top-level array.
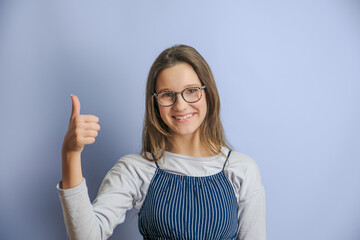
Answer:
[{"left": 57, "top": 147, "right": 266, "bottom": 240}]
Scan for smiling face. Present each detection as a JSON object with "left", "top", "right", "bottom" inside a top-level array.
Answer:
[{"left": 156, "top": 62, "right": 207, "bottom": 138}]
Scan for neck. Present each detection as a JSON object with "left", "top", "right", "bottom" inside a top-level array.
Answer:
[{"left": 167, "top": 132, "right": 214, "bottom": 157}]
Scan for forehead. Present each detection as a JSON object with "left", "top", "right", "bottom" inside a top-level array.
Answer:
[{"left": 156, "top": 62, "right": 201, "bottom": 92}]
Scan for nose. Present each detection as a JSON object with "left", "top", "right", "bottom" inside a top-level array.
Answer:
[{"left": 172, "top": 93, "right": 188, "bottom": 111}]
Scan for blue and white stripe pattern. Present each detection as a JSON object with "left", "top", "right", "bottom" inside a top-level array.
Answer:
[{"left": 138, "top": 151, "right": 238, "bottom": 239}]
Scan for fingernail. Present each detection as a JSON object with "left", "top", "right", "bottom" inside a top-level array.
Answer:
[{"left": 70, "top": 93, "right": 74, "bottom": 96}]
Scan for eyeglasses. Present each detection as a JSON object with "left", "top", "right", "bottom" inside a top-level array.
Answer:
[{"left": 153, "top": 86, "right": 206, "bottom": 107}]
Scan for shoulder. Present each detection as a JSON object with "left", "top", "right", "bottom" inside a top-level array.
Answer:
[
  {"left": 111, "top": 153, "right": 156, "bottom": 171},
  {"left": 229, "top": 150, "right": 257, "bottom": 167},
  {"left": 226, "top": 150, "right": 264, "bottom": 193},
  {"left": 227, "top": 151, "right": 261, "bottom": 175},
  {"left": 107, "top": 153, "right": 157, "bottom": 182}
]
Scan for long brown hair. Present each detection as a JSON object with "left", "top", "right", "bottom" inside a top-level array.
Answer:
[{"left": 141, "top": 44, "right": 231, "bottom": 161}]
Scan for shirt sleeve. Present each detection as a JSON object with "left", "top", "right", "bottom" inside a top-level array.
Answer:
[
  {"left": 227, "top": 152, "right": 266, "bottom": 240},
  {"left": 237, "top": 186, "right": 266, "bottom": 240},
  {"left": 57, "top": 158, "right": 142, "bottom": 240}
]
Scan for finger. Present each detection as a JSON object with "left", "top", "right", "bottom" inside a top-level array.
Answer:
[
  {"left": 82, "top": 137, "right": 96, "bottom": 145},
  {"left": 84, "top": 123, "right": 100, "bottom": 131},
  {"left": 83, "top": 130, "right": 99, "bottom": 138},
  {"left": 73, "top": 137, "right": 95, "bottom": 146},
  {"left": 70, "top": 94, "right": 81, "bottom": 119},
  {"left": 82, "top": 115, "right": 100, "bottom": 123}
]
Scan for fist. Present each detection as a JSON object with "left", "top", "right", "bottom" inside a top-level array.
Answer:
[{"left": 62, "top": 95, "right": 101, "bottom": 153}]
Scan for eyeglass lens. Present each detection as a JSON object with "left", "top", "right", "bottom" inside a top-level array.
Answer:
[{"left": 157, "top": 88, "right": 202, "bottom": 106}]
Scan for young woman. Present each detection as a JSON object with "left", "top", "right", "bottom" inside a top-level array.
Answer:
[{"left": 58, "top": 45, "right": 266, "bottom": 240}]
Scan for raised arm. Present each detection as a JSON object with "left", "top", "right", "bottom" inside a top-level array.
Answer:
[
  {"left": 61, "top": 94, "right": 100, "bottom": 189},
  {"left": 59, "top": 95, "right": 144, "bottom": 240}
]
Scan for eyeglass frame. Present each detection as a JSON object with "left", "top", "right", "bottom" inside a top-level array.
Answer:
[{"left": 153, "top": 85, "right": 206, "bottom": 107}]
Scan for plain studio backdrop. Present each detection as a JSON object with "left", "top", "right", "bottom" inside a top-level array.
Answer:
[{"left": 0, "top": 1, "right": 359, "bottom": 239}]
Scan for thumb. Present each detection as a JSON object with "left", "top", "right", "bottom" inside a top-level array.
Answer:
[{"left": 70, "top": 94, "right": 81, "bottom": 119}]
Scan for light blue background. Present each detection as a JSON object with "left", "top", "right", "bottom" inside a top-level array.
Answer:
[{"left": 0, "top": 1, "right": 359, "bottom": 239}]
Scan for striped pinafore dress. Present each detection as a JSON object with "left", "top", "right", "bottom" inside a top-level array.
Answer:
[{"left": 138, "top": 151, "right": 239, "bottom": 240}]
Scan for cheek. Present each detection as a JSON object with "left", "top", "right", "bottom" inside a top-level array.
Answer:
[
  {"left": 158, "top": 105, "right": 170, "bottom": 122},
  {"left": 197, "top": 95, "right": 207, "bottom": 115}
]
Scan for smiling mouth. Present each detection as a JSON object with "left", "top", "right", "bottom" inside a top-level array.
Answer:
[{"left": 173, "top": 113, "right": 194, "bottom": 120}]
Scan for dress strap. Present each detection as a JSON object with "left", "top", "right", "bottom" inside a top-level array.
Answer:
[
  {"left": 154, "top": 161, "right": 160, "bottom": 169},
  {"left": 222, "top": 150, "right": 232, "bottom": 171},
  {"left": 151, "top": 153, "right": 160, "bottom": 169}
]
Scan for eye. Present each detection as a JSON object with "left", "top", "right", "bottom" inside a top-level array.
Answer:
[
  {"left": 185, "top": 88, "right": 198, "bottom": 94},
  {"left": 160, "top": 92, "right": 174, "bottom": 98}
]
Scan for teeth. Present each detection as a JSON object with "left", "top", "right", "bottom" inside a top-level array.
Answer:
[{"left": 175, "top": 114, "right": 192, "bottom": 120}]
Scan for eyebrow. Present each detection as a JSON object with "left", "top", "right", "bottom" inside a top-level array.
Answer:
[{"left": 157, "top": 84, "right": 202, "bottom": 93}]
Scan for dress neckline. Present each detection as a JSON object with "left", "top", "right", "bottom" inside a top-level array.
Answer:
[
  {"left": 154, "top": 149, "right": 232, "bottom": 179},
  {"left": 156, "top": 167, "right": 226, "bottom": 180},
  {"left": 163, "top": 147, "right": 229, "bottom": 162}
]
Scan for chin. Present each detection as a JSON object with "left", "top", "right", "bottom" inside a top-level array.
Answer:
[{"left": 171, "top": 127, "right": 201, "bottom": 137}]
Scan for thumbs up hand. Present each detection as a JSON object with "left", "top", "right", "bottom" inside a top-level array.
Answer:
[{"left": 62, "top": 95, "right": 101, "bottom": 154}]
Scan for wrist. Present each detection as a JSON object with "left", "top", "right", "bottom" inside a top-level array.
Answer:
[
  {"left": 62, "top": 149, "right": 81, "bottom": 160},
  {"left": 61, "top": 151, "right": 83, "bottom": 189}
]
